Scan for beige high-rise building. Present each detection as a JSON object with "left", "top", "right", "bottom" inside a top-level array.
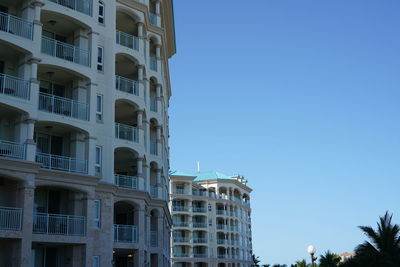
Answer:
[
  {"left": 170, "top": 171, "right": 253, "bottom": 267},
  {"left": 0, "top": 0, "right": 175, "bottom": 266}
]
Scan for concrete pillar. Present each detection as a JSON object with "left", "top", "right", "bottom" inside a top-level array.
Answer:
[
  {"left": 137, "top": 65, "right": 144, "bottom": 98},
  {"left": 138, "top": 208, "right": 146, "bottom": 267},
  {"left": 18, "top": 184, "right": 34, "bottom": 267},
  {"left": 88, "top": 31, "right": 100, "bottom": 69},
  {"left": 31, "top": 1, "right": 44, "bottom": 55},
  {"left": 137, "top": 110, "right": 144, "bottom": 145},
  {"left": 143, "top": 78, "right": 149, "bottom": 105},
  {"left": 137, "top": 22, "right": 144, "bottom": 54},
  {"left": 143, "top": 163, "right": 150, "bottom": 192},
  {"left": 156, "top": 83, "right": 162, "bottom": 113},
  {"left": 87, "top": 82, "right": 98, "bottom": 122},
  {"left": 155, "top": 44, "right": 161, "bottom": 72},
  {"left": 70, "top": 133, "right": 86, "bottom": 159},
  {"left": 156, "top": 125, "right": 161, "bottom": 156},
  {"left": 137, "top": 157, "right": 144, "bottom": 190},
  {"left": 86, "top": 136, "right": 96, "bottom": 176},
  {"left": 23, "top": 118, "right": 36, "bottom": 161},
  {"left": 28, "top": 57, "right": 40, "bottom": 110},
  {"left": 144, "top": 120, "right": 150, "bottom": 153}
]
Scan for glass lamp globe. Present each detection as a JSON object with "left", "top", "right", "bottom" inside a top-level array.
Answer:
[{"left": 307, "top": 245, "right": 316, "bottom": 255}]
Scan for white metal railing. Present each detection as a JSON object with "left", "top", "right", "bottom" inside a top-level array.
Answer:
[
  {"left": 216, "top": 210, "right": 225, "bottom": 215},
  {"left": 173, "top": 237, "right": 188, "bottom": 243},
  {"left": 194, "top": 253, "right": 208, "bottom": 258},
  {"left": 114, "top": 224, "right": 137, "bottom": 243},
  {"left": 0, "top": 206, "right": 22, "bottom": 231},
  {"left": 192, "top": 222, "right": 207, "bottom": 228},
  {"left": 192, "top": 190, "right": 207, "bottom": 196},
  {"left": 48, "top": 0, "right": 93, "bottom": 16},
  {"left": 115, "top": 75, "right": 139, "bottom": 96},
  {"left": 0, "top": 11, "right": 33, "bottom": 39},
  {"left": 173, "top": 221, "right": 189, "bottom": 227},
  {"left": 193, "top": 238, "right": 207, "bottom": 243},
  {"left": 0, "top": 73, "right": 30, "bottom": 100},
  {"left": 150, "top": 140, "right": 157, "bottom": 155},
  {"left": 114, "top": 174, "right": 138, "bottom": 190},
  {"left": 217, "top": 224, "right": 227, "bottom": 230},
  {"left": 33, "top": 212, "right": 86, "bottom": 236},
  {"left": 150, "top": 97, "right": 157, "bottom": 112},
  {"left": 150, "top": 230, "right": 158, "bottom": 247},
  {"left": 173, "top": 188, "right": 185, "bottom": 194},
  {"left": 192, "top": 207, "right": 206, "bottom": 213},
  {"left": 39, "top": 92, "right": 89, "bottom": 121},
  {"left": 172, "top": 205, "right": 189, "bottom": 212},
  {"left": 149, "top": 13, "right": 157, "bottom": 25},
  {"left": 173, "top": 252, "right": 189, "bottom": 257},
  {"left": 218, "top": 254, "right": 227, "bottom": 259},
  {"left": 0, "top": 140, "right": 25, "bottom": 160},
  {"left": 41, "top": 36, "right": 91, "bottom": 67},
  {"left": 35, "top": 152, "right": 88, "bottom": 174},
  {"left": 150, "top": 186, "right": 158, "bottom": 198},
  {"left": 150, "top": 56, "right": 157, "bottom": 71},
  {"left": 115, "top": 123, "right": 138, "bottom": 142},
  {"left": 116, "top": 30, "right": 139, "bottom": 51},
  {"left": 217, "top": 239, "right": 227, "bottom": 245}
]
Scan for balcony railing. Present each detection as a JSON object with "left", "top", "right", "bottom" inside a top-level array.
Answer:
[
  {"left": 217, "top": 239, "right": 227, "bottom": 245},
  {"left": 116, "top": 30, "right": 139, "bottom": 51},
  {"left": 150, "top": 186, "right": 158, "bottom": 198},
  {"left": 114, "top": 174, "right": 138, "bottom": 190},
  {"left": 216, "top": 224, "right": 227, "bottom": 230},
  {"left": 193, "top": 253, "right": 208, "bottom": 258},
  {"left": 115, "top": 123, "right": 138, "bottom": 142},
  {"left": 33, "top": 213, "right": 86, "bottom": 236},
  {"left": 173, "top": 221, "right": 189, "bottom": 227},
  {"left": 173, "top": 252, "right": 189, "bottom": 257},
  {"left": 114, "top": 224, "right": 137, "bottom": 243},
  {"left": 192, "top": 190, "right": 207, "bottom": 196},
  {"left": 150, "top": 56, "right": 157, "bottom": 71},
  {"left": 48, "top": 0, "right": 93, "bottom": 16},
  {"left": 172, "top": 206, "right": 189, "bottom": 212},
  {"left": 150, "top": 140, "right": 157, "bottom": 155},
  {"left": 218, "top": 254, "right": 227, "bottom": 259},
  {"left": 150, "top": 230, "right": 158, "bottom": 247},
  {"left": 0, "top": 206, "right": 22, "bottom": 231},
  {"left": 115, "top": 75, "right": 139, "bottom": 96},
  {"left": 150, "top": 97, "right": 157, "bottom": 112},
  {"left": 39, "top": 93, "right": 89, "bottom": 121},
  {"left": 192, "top": 207, "right": 206, "bottom": 213},
  {"left": 36, "top": 152, "right": 88, "bottom": 174},
  {"left": 173, "top": 188, "right": 185, "bottom": 194},
  {"left": 0, "top": 140, "right": 25, "bottom": 160},
  {"left": 0, "top": 11, "right": 33, "bottom": 39},
  {"left": 173, "top": 237, "right": 189, "bottom": 243},
  {"left": 0, "top": 73, "right": 30, "bottom": 100},
  {"left": 216, "top": 210, "right": 226, "bottom": 215},
  {"left": 41, "top": 36, "right": 91, "bottom": 67},
  {"left": 149, "top": 13, "right": 157, "bottom": 25},
  {"left": 193, "top": 238, "right": 207, "bottom": 243},
  {"left": 192, "top": 222, "right": 207, "bottom": 228}
]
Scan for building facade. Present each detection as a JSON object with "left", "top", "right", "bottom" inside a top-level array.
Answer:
[
  {"left": 170, "top": 171, "right": 253, "bottom": 267},
  {"left": 0, "top": 0, "right": 175, "bottom": 266}
]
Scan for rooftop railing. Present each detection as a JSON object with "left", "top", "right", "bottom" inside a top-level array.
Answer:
[
  {"left": 33, "top": 212, "right": 86, "bottom": 236},
  {"left": 115, "top": 123, "right": 138, "bottom": 142},
  {"left": 0, "top": 73, "right": 30, "bottom": 100},
  {"left": 116, "top": 30, "right": 139, "bottom": 51},
  {"left": 0, "top": 11, "right": 33, "bottom": 39},
  {"left": 0, "top": 140, "right": 25, "bottom": 160},
  {"left": 114, "top": 224, "right": 137, "bottom": 243},
  {"left": 114, "top": 174, "right": 138, "bottom": 190},
  {"left": 39, "top": 92, "right": 89, "bottom": 121},
  {"left": 115, "top": 75, "right": 139, "bottom": 96},
  {"left": 36, "top": 152, "right": 88, "bottom": 174},
  {"left": 48, "top": 0, "right": 93, "bottom": 16},
  {"left": 41, "top": 36, "right": 91, "bottom": 67},
  {"left": 0, "top": 206, "right": 22, "bottom": 231}
]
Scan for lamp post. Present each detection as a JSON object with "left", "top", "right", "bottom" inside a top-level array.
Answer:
[{"left": 307, "top": 245, "right": 317, "bottom": 267}]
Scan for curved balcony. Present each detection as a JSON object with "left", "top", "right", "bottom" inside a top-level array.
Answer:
[
  {"left": 192, "top": 222, "right": 207, "bottom": 229},
  {"left": 115, "top": 75, "right": 139, "bottom": 96},
  {"left": 39, "top": 92, "right": 89, "bottom": 121},
  {"left": 0, "top": 140, "right": 25, "bottom": 160},
  {"left": 33, "top": 212, "right": 86, "bottom": 236},
  {"left": 116, "top": 30, "right": 139, "bottom": 51},
  {"left": 0, "top": 11, "right": 33, "bottom": 40},
  {"left": 113, "top": 224, "right": 138, "bottom": 243},
  {"left": 0, "top": 206, "right": 22, "bottom": 231},
  {"left": 114, "top": 174, "right": 140, "bottom": 190},
  {"left": 36, "top": 152, "right": 88, "bottom": 174},
  {"left": 48, "top": 0, "right": 93, "bottom": 16},
  {"left": 0, "top": 73, "right": 30, "bottom": 100},
  {"left": 115, "top": 123, "right": 138, "bottom": 142}
]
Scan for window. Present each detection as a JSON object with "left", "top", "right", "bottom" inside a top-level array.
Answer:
[
  {"left": 95, "top": 146, "right": 102, "bottom": 173},
  {"left": 92, "top": 255, "right": 100, "bottom": 267},
  {"left": 93, "top": 200, "right": 101, "bottom": 228},
  {"left": 208, "top": 203, "right": 212, "bottom": 211},
  {"left": 97, "top": 46, "right": 103, "bottom": 71},
  {"left": 208, "top": 218, "right": 212, "bottom": 226},
  {"left": 96, "top": 95, "right": 103, "bottom": 121},
  {"left": 98, "top": 1, "right": 104, "bottom": 24}
]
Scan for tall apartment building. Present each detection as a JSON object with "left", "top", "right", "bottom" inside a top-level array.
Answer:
[
  {"left": 170, "top": 171, "right": 253, "bottom": 267},
  {"left": 0, "top": 0, "right": 175, "bottom": 266}
]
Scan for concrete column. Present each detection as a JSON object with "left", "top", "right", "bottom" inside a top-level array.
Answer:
[
  {"left": 28, "top": 57, "right": 40, "bottom": 109},
  {"left": 137, "top": 22, "right": 144, "bottom": 54},
  {"left": 137, "top": 65, "right": 144, "bottom": 98},
  {"left": 86, "top": 136, "right": 96, "bottom": 176},
  {"left": 155, "top": 1, "right": 161, "bottom": 15},
  {"left": 23, "top": 118, "right": 36, "bottom": 161},
  {"left": 18, "top": 184, "right": 34, "bottom": 267},
  {"left": 137, "top": 110, "right": 144, "bottom": 145},
  {"left": 88, "top": 31, "right": 100, "bottom": 69},
  {"left": 87, "top": 82, "right": 98, "bottom": 122},
  {"left": 31, "top": 1, "right": 44, "bottom": 55},
  {"left": 138, "top": 208, "right": 146, "bottom": 267},
  {"left": 137, "top": 157, "right": 144, "bottom": 190},
  {"left": 156, "top": 83, "right": 162, "bottom": 113},
  {"left": 155, "top": 44, "right": 162, "bottom": 72},
  {"left": 143, "top": 163, "right": 150, "bottom": 192},
  {"left": 143, "top": 78, "right": 149, "bottom": 105},
  {"left": 144, "top": 120, "right": 150, "bottom": 153},
  {"left": 155, "top": 168, "right": 162, "bottom": 198},
  {"left": 156, "top": 125, "right": 161, "bottom": 156}
]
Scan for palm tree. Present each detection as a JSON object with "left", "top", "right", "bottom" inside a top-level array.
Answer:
[
  {"left": 319, "top": 251, "right": 340, "bottom": 267},
  {"left": 344, "top": 212, "right": 400, "bottom": 267},
  {"left": 252, "top": 253, "right": 261, "bottom": 267},
  {"left": 295, "top": 260, "right": 307, "bottom": 267}
]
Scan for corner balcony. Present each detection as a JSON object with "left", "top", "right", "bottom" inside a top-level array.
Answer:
[
  {"left": 150, "top": 230, "right": 158, "bottom": 247},
  {"left": 150, "top": 97, "right": 157, "bottom": 112},
  {"left": 0, "top": 73, "right": 30, "bottom": 100},
  {"left": 0, "top": 11, "right": 33, "bottom": 40},
  {"left": 41, "top": 36, "right": 91, "bottom": 67},
  {"left": 115, "top": 75, "right": 139, "bottom": 96},
  {"left": 35, "top": 152, "right": 88, "bottom": 174},
  {"left": 48, "top": 0, "right": 93, "bottom": 16},
  {"left": 0, "top": 206, "right": 22, "bottom": 231},
  {"left": 115, "top": 123, "right": 139, "bottom": 142},
  {"left": 39, "top": 92, "right": 89, "bottom": 121},
  {"left": 149, "top": 13, "right": 157, "bottom": 25},
  {"left": 0, "top": 140, "right": 25, "bottom": 160},
  {"left": 114, "top": 174, "right": 140, "bottom": 190},
  {"left": 33, "top": 212, "right": 86, "bottom": 236},
  {"left": 114, "top": 224, "right": 137, "bottom": 243},
  {"left": 116, "top": 30, "right": 139, "bottom": 51}
]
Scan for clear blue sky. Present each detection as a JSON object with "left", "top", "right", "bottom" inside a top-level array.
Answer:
[{"left": 168, "top": 0, "right": 400, "bottom": 265}]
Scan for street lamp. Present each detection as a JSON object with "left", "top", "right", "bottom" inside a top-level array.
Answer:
[{"left": 307, "top": 245, "right": 317, "bottom": 267}]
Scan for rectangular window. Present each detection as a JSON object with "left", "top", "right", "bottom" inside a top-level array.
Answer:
[
  {"left": 98, "top": 1, "right": 104, "bottom": 24},
  {"left": 93, "top": 255, "right": 100, "bottom": 267},
  {"left": 95, "top": 146, "right": 102, "bottom": 173},
  {"left": 208, "top": 218, "right": 212, "bottom": 226},
  {"left": 97, "top": 46, "right": 104, "bottom": 71},
  {"left": 208, "top": 203, "right": 212, "bottom": 211},
  {"left": 93, "top": 200, "right": 101, "bottom": 228},
  {"left": 96, "top": 95, "right": 103, "bottom": 121}
]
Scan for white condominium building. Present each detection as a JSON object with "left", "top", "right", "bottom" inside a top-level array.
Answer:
[
  {"left": 170, "top": 171, "right": 253, "bottom": 267},
  {"left": 0, "top": 0, "right": 176, "bottom": 266}
]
